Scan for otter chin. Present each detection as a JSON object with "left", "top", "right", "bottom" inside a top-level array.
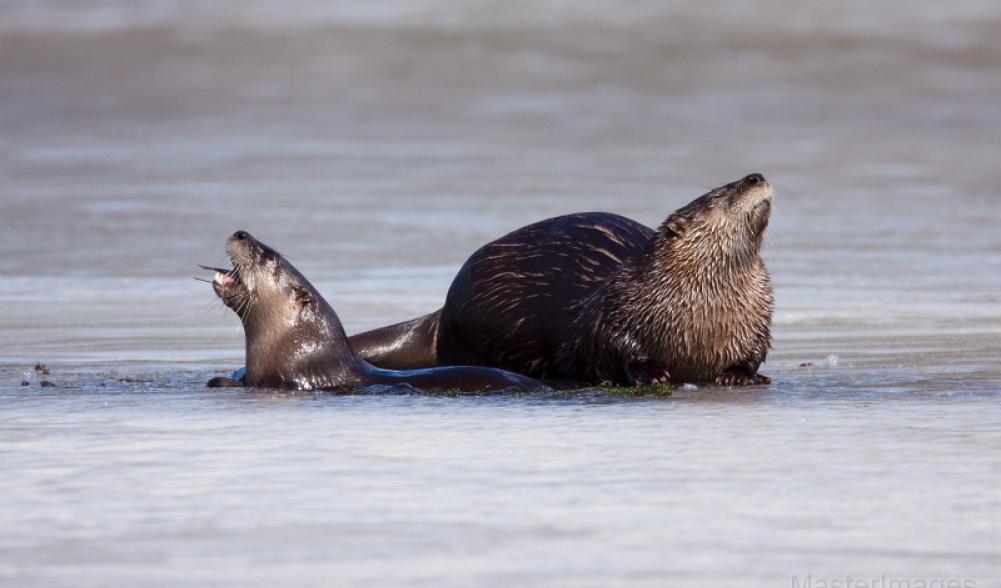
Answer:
[
  {"left": 348, "top": 173, "right": 774, "bottom": 387},
  {"left": 202, "top": 231, "right": 544, "bottom": 393}
]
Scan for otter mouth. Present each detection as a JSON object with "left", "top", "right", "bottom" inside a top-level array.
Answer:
[
  {"left": 199, "top": 264, "right": 241, "bottom": 288},
  {"left": 751, "top": 198, "right": 772, "bottom": 214},
  {"left": 198, "top": 264, "right": 248, "bottom": 307},
  {"left": 740, "top": 196, "right": 772, "bottom": 241}
]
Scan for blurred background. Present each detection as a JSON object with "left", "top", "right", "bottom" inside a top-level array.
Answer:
[
  {"left": 2, "top": 0, "right": 999, "bottom": 366},
  {"left": 1, "top": 3, "right": 999, "bottom": 587}
]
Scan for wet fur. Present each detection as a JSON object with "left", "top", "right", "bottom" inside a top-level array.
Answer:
[
  {"left": 208, "top": 232, "right": 542, "bottom": 392},
  {"left": 353, "top": 174, "right": 774, "bottom": 386}
]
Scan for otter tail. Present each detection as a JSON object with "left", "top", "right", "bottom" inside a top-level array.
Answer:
[{"left": 349, "top": 309, "right": 442, "bottom": 370}]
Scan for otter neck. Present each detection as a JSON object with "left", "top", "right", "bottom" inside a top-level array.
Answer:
[
  {"left": 243, "top": 295, "right": 368, "bottom": 390},
  {"left": 643, "top": 227, "right": 764, "bottom": 285},
  {"left": 579, "top": 227, "right": 770, "bottom": 382}
]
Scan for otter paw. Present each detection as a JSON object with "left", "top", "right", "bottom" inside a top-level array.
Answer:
[
  {"left": 626, "top": 360, "right": 671, "bottom": 386},
  {"left": 715, "top": 371, "right": 771, "bottom": 387}
]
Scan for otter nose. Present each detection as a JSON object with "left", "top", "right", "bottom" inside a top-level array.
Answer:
[
  {"left": 233, "top": 231, "right": 250, "bottom": 241},
  {"left": 743, "top": 173, "right": 767, "bottom": 187}
]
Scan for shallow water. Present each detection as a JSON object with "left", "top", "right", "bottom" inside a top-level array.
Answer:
[{"left": 1, "top": 1, "right": 1000, "bottom": 586}]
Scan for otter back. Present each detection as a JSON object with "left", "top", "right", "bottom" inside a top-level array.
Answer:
[{"left": 436, "top": 212, "right": 653, "bottom": 378}]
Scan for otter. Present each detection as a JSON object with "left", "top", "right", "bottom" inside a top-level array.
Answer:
[
  {"left": 350, "top": 173, "right": 774, "bottom": 386},
  {"left": 202, "top": 231, "right": 544, "bottom": 392}
]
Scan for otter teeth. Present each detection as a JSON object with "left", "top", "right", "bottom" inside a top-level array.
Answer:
[
  {"left": 196, "top": 265, "right": 238, "bottom": 286},
  {"left": 214, "top": 272, "right": 237, "bottom": 287}
]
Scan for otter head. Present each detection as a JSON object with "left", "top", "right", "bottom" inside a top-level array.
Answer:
[
  {"left": 223, "top": 230, "right": 335, "bottom": 333},
  {"left": 657, "top": 173, "right": 773, "bottom": 268},
  {"left": 214, "top": 231, "right": 353, "bottom": 387}
]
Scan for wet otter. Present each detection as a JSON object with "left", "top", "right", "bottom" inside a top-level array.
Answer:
[
  {"left": 203, "top": 231, "right": 543, "bottom": 392},
  {"left": 350, "top": 173, "right": 774, "bottom": 386}
]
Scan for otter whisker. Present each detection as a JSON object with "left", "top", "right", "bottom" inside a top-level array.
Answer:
[
  {"left": 195, "top": 296, "right": 232, "bottom": 318},
  {"left": 234, "top": 293, "right": 252, "bottom": 320}
]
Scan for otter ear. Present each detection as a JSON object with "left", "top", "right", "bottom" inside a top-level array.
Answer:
[
  {"left": 293, "top": 286, "right": 312, "bottom": 308},
  {"left": 663, "top": 216, "right": 688, "bottom": 240}
]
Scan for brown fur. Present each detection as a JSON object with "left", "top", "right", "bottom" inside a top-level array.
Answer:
[
  {"left": 352, "top": 174, "right": 774, "bottom": 386},
  {"left": 564, "top": 175, "right": 773, "bottom": 384},
  {"left": 206, "top": 231, "right": 544, "bottom": 392}
]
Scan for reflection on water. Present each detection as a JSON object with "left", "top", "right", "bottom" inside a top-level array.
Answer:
[{"left": 1, "top": 1, "right": 999, "bottom": 586}]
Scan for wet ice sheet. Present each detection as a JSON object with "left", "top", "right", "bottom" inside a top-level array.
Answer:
[{"left": 1, "top": 370, "right": 998, "bottom": 588}]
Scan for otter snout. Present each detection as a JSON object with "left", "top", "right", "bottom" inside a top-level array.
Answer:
[
  {"left": 227, "top": 230, "right": 252, "bottom": 249},
  {"left": 742, "top": 173, "right": 768, "bottom": 189},
  {"left": 226, "top": 230, "right": 260, "bottom": 268},
  {"left": 224, "top": 230, "right": 285, "bottom": 295},
  {"left": 734, "top": 173, "right": 773, "bottom": 208},
  {"left": 224, "top": 231, "right": 266, "bottom": 298}
]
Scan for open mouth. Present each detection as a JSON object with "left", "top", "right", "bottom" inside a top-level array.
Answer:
[
  {"left": 198, "top": 263, "right": 253, "bottom": 319},
  {"left": 197, "top": 264, "right": 244, "bottom": 293}
]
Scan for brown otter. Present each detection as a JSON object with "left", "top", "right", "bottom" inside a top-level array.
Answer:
[
  {"left": 350, "top": 173, "right": 774, "bottom": 386},
  {"left": 203, "top": 231, "right": 544, "bottom": 392}
]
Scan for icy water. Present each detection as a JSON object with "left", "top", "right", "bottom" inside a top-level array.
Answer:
[{"left": 1, "top": 1, "right": 1000, "bottom": 586}]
